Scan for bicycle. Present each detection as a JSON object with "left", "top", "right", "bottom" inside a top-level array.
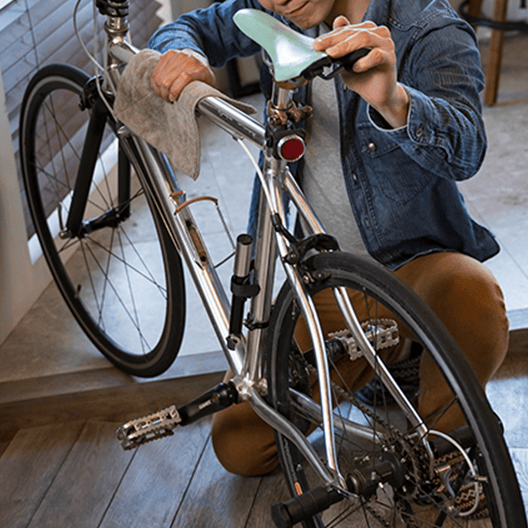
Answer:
[{"left": 18, "top": 1, "right": 527, "bottom": 526}]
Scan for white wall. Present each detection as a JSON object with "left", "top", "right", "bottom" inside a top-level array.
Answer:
[
  {"left": 0, "top": 0, "right": 178, "bottom": 346},
  {"left": 0, "top": 67, "right": 52, "bottom": 345}
]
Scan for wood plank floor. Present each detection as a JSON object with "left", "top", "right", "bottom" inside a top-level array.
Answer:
[
  {"left": 0, "top": 416, "right": 291, "bottom": 528},
  {"left": 1, "top": 347, "right": 528, "bottom": 528}
]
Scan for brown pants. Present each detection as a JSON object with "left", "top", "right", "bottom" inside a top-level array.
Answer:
[{"left": 211, "top": 252, "right": 509, "bottom": 476}]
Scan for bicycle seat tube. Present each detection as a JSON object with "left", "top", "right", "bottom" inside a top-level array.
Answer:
[
  {"left": 239, "top": 79, "right": 345, "bottom": 486},
  {"left": 242, "top": 86, "right": 295, "bottom": 385}
]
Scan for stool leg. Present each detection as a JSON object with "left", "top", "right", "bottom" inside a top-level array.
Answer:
[
  {"left": 485, "top": 0, "right": 509, "bottom": 106},
  {"left": 467, "top": 0, "right": 485, "bottom": 29}
]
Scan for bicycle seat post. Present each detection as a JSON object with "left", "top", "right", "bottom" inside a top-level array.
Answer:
[{"left": 96, "top": 0, "right": 136, "bottom": 92}]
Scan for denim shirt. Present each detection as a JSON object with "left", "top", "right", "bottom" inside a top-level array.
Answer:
[{"left": 149, "top": 0, "right": 499, "bottom": 270}]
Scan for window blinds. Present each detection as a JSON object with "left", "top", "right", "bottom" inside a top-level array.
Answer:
[{"left": 0, "top": 0, "right": 162, "bottom": 238}]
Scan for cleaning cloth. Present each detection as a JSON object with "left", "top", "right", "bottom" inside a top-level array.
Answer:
[{"left": 114, "top": 49, "right": 256, "bottom": 180}]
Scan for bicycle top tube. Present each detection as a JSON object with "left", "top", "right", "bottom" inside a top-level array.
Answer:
[{"left": 233, "top": 9, "right": 370, "bottom": 83}]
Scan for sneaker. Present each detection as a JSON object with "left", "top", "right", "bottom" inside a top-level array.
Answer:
[{"left": 435, "top": 450, "right": 489, "bottom": 520}]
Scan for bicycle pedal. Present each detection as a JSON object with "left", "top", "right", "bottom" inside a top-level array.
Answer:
[
  {"left": 329, "top": 318, "right": 399, "bottom": 361},
  {"left": 116, "top": 405, "right": 182, "bottom": 449}
]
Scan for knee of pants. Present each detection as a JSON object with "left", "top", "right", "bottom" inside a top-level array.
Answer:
[
  {"left": 211, "top": 401, "right": 279, "bottom": 477},
  {"left": 416, "top": 256, "right": 509, "bottom": 379}
]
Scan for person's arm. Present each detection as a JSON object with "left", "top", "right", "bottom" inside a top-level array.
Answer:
[
  {"left": 149, "top": 0, "right": 263, "bottom": 101},
  {"left": 314, "top": 16, "right": 409, "bottom": 129},
  {"left": 314, "top": 16, "right": 486, "bottom": 180},
  {"left": 391, "top": 21, "right": 487, "bottom": 181}
]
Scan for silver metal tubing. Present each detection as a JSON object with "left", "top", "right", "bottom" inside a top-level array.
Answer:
[
  {"left": 108, "top": 38, "right": 139, "bottom": 66},
  {"left": 198, "top": 97, "right": 266, "bottom": 149},
  {"left": 332, "top": 287, "right": 432, "bottom": 451},
  {"left": 268, "top": 173, "right": 344, "bottom": 487},
  {"left": 244, "top": 182, "right": 278, "bottom": 382},
  {"left": 107, "top": 45, "right": 266, "bottom": 154},
  {"left": 105, "top": 37, "right": 139, "bottom": 96},
  {"left": 270, "top": 81, "right": 295, "bottom": 110},
  {"left": 106, "top": 35, "right": 140, "bottom": 64},
  {"left": 283, "top": 168, "right": 325, "bottom": 235},
  {"left": 247, "top": 387, "right": 338, "bottom": 486},
  {"left": 120, "top": 135, "right": 246, "bottom": 374},
  {"left": 289, "top": 389, "right": 385, "bottom": 446}
]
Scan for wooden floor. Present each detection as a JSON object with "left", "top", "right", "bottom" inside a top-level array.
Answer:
[
  {"left": 1, "top": 340, "right": 528, "bottom": 528},
  {"left": 0, "top": 415, "right": 292, "bottom": 528}
]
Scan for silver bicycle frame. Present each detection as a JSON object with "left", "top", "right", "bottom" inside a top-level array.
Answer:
[{"left": 104, "top": 17, "right": 428, "bottom": 489}]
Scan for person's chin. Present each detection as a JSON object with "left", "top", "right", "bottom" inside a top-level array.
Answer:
[
  {"left": 287, "top": 13, "right": 319, "bottom": 29},
  {"left": 283, "top": 4, "right": 322, "bottom": 29}
]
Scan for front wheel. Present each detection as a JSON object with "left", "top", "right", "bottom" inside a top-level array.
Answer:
[
  {"left": 267, "top": 252, "right": 525, "bottom": 527},
  {"left": 19, "top": 64, "right": 186, "bottom": 377}
]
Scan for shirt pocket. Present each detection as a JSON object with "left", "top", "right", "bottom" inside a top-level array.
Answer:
[{"left": 357, "top": 123, "right": 430, "bottom": 206}]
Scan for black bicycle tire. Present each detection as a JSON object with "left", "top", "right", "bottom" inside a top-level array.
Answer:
[
  {"left": 20, "top": 63, "right": 186, "bottom": 377},
  {"left": 267, "top": 251, "right": 525, "bottom": 527}
]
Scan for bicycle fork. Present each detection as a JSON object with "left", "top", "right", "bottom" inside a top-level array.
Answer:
[{"left": 62, "top": 79, "right": 133, "bottom": 239}]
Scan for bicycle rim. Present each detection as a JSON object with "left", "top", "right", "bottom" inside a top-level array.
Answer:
[
  {"left": 267, "top": 251, "right": 525, "bottom": 527},
  {"left": 19, "top": 64, "right": 185, "bottom": 377}
]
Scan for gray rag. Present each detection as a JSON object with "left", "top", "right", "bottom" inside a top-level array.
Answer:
[{"left": 114, "top": 49, "right": 256, "bottom": 180}]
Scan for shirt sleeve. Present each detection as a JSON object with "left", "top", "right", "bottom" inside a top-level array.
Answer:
[
  {"left": 148, "top": 0, "right": 263, "bottom": 69},
  {"left": 366, "top": 18, "right": 487, "bottom": 182}
]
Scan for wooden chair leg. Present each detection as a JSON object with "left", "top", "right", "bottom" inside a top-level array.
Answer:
[
  {"left": 485, "top": 0, "right": 509, "bottom": 106},
  {"left": 467, "top": 0, "right": 485, "bottom": 28}
]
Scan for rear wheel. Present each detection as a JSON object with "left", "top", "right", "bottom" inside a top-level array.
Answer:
[
  {"left": 267, "top": 252, "right": 525, "bottom": 527},
  {"left": 20, "top": 64, "right": 185, "bottom": 377}
]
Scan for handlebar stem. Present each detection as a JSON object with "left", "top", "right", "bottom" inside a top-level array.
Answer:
[{"left": 95, "top": 0, "right": 129, "bottom": 17}]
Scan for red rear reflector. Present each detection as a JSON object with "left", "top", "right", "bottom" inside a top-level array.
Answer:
[{"left": 278, "top": 135, "right": 305, "bottom": 162}]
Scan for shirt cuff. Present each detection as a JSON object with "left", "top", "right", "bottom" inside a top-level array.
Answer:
[
  {"left": 366, "top": 84, "right": 411, "bottom": 133},
  {"left": 177, "top": 48, "right": 212, "bottom": 70}
]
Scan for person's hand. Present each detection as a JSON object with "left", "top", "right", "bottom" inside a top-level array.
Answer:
[
  {"left": 151, "top": 49, "right": 216, "bottom": 103},
  {"left": 313, "top": 17, "right": 409, "bottom": 128}
]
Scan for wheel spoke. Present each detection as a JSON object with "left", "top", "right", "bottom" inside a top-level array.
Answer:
[
  {"left": 21, "top": 66, "right": 185, "bottom": 375},
  {"left": 83, "top": 233, "right": 168, "bottom": 295},
  {"left": 81, "top": 235, "right": 153, "bottom": 352}
]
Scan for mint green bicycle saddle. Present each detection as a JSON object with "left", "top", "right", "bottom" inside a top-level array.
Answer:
[{"left": 233, "top": 9, "right": 327, "bottom": 83}]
